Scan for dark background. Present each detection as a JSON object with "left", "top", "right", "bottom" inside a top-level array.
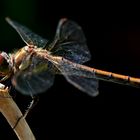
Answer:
[{"left": 0, "top": 0, "right": 140, "bottom": 139}]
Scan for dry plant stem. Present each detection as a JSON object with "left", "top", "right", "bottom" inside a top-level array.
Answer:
[{"left": 0, "top": 88, "right": 36, "bottom": 140}]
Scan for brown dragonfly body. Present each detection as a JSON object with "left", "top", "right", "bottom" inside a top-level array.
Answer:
[{"left": 0, "top": 17, "right": 140, "bottom": 97}]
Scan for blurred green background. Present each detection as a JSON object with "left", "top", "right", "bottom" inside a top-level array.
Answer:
[{"left": 0, "top": 0, "right": 35, "bottom": 50}]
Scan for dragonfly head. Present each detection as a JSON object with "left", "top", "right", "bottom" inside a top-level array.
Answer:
[{"left": 0, "top": 52, "right": 11, "bottom": 76}]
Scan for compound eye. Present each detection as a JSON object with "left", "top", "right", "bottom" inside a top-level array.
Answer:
[
  {"left": 0, "top": 52, "right": 9, "bottom": 75},
  {"left": 0, "top": 53, "right": 5, "bottom": 65}
]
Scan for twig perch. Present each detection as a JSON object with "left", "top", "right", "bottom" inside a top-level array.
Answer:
[{"left": 0, "top": 87, "right": 36, "bottom": 140}]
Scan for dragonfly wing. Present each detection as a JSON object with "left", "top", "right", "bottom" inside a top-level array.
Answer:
[
  {"left": 12, "top": 55, "right": 55, "bottom": 95},
  {"left": 65, "top": 75, "right": 99, "bottom": 96},
  {"left": 6, "top": 17, "right": 48, "bottom": 48},
  {"left": 52, "top": 57, "right": 99, "bottom": 96},
  {"left": 51, "top": 18, "right": 91, "bottom": 64}
]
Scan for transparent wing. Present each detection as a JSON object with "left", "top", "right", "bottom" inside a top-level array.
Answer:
[
  {"left": 65, "top": 75, "right": 99, "bottom": 96},
  {"left": 12, "top": 55, "right": 55, "bottom": 95},
  {"left": 51, "top": 18, "right": 91, "bottom": 64},
  {"left": 6, "top": 17, "right": 48, "bottom": 48},
  {"left": 51, "top": 57, "right": 99, "bottom": 96}
]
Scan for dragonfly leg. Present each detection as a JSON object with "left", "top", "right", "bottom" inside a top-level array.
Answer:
[
  {"left": 13, "top": 96, "right": 39, "bottom": 130},
  {"left": 0, "top": 84, "right": 12, "bottom": 98},
  {"left": 23, "top": 95, "right": 39, "bottom": 119},
  {"left": 12, "top": 115, "right": 23, "bottom": 130},
  {"left": 0, "top": 75, "right": 10, "bottom": 82}
]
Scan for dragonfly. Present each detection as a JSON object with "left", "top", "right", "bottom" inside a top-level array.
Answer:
[
  {"left": 0, "top": 17, "right": 140, "bottom": 98},
  {"left": 0, "top": 17, "right": 99, "bottom": 97}
]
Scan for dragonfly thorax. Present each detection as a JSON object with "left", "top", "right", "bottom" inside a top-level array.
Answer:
[{"left": 13, "top": 45, "right": 36, "bottom": 71}]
